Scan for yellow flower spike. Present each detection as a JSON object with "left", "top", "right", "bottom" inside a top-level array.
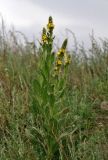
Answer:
[
  {"left": 56, "top": 39, "right": 68, "bottom": 57},
  {"left": 47, "top": 16, "right": 54, "bottom": 31},
  {"left": 41, "top": 28, "right": 48, "bottom": 44},
  {"left": 42, "top": 34, "right": 47, "bottom": 42}
]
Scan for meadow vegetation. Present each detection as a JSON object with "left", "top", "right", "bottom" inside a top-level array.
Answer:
[{"left": 0, "top": 17, "right": 108, "bottom": 160}]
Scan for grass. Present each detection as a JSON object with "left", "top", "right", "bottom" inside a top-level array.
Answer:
[{"left": 0, "top": 17, "right": 108, "bottom": 160}]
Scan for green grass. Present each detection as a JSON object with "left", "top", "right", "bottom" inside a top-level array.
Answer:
[{"left": 0, "top": 17, "right": 108, "bottom": 160}]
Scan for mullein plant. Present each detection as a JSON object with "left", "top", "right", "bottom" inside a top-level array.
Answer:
[
  {"left": 30, "top": 17, "right": 72, "bottom": 159},
  {"left": 38, "top": 16, "right": 55, "bottom": 79}
]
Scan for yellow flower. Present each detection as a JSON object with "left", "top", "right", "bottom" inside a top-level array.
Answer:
[
  {"left": 57, "top": 48, "right": 65, "bottom": 57},
  {"left": 56, "top": 59, "right": 62, "bottom": 66},
  {"left": 47, "top": 23, "right": 54, "bottom": 30},
  {"left": 64, "top": 54, "right": 71, "bottom": 65},
  {"left": 65, "top": 59, "right": 70, "bottom": 65},
  {"left": 54, "top": 66, "right": 59, "bottom": 71},
  {"left": 53, "top": 66, "right": 61, "bottom": 77},
  {"left": 42, "top": 34, "right": 48, "bottom": 43}
]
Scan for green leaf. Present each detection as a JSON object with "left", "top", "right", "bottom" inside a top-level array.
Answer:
[
  {"left": 44, "top": 60, "right": 49, "bottom": 79},
  {"left": 48, "top": 93, "right": 55, "bottom": 107},
  {"left": 58, "top": 79, "right": 65, "bottom": 90},
  {"left": 30, "top": 98, "right": 40, "bottom": 115},
  {"left": 32, "top": 79, "right": 42, "bottom": 96},
  {"left": 57, "top": 88, "right": 65, "bottom": 99}
]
